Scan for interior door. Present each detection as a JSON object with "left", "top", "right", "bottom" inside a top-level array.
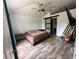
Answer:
[{"left": 52, "top": 18, "right": 57, "bottom": 35}]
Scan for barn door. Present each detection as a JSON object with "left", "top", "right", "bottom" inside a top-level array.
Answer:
[{"left": 3, "top": 0, "right": 18, "bottom": 59}]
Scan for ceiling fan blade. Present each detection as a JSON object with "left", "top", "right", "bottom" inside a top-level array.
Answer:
[
  {"left": 34, "top": 12, "right": 38, "bottom": 15},
  {"left": 31, "top": 7, "right": 40, "bottom": 10},
  {"left": 33, "top": 0, "right": 42, "bottom": 9},
  {"left": 43, "top": 11, "right": 46, "bottom": 14},
  {"left": 38, "top": 11, "right": 41, "bottom": 15},
  {"left": 46, "top": 6, "right": 56, "bottom": 9},
  {"left": 43, "top": 1, "right": 53, "bottom": 8},
  {"left": 38, "top": 3, "right": 43, "bottom": 9},
  {"left": 46, "top": 9, "right": 52, "bottom": 11}
]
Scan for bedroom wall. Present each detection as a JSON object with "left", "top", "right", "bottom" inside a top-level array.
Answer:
[
  {"left": 42, "top": 8, "right": 76, "bottom": 36},
  {"left": 6, "top": 0, "right": 42, "bottom": 34},
  {"left": 9, "top": 13, "right": 42, "bottom": 34},
  {"left": 6, "top": 0, "right": 76, "bottom": 34},
  {"left": 10, "top": 8, "right": 75, "bottom": 35}
]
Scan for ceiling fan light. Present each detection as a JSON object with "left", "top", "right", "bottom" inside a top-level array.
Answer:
[{"left": 40, "top": 3, "right": 43, "bottom": 6}]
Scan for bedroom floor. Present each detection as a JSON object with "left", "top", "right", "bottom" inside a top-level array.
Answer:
[{"left": 16, "top": 35, "right": 74, "bottom": 59}]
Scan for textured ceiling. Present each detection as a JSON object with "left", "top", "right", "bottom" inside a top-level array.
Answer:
[{"left": 6, "top": 0, "right": 76, "bottom": 16}]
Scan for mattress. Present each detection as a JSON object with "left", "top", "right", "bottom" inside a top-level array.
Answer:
[{"left": 24, "top": 30, "right": 50, "bottom": 45}]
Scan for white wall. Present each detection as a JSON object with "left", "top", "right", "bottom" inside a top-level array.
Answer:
[
  {"left": 57, "top": 8, "right": 76, "bottom": 36},
  {"left": 42, "top": 8, "right": 76, "bottom": 36},
  {"left": 9, "top": 12, "right": 42, "bottom": 34},
  {"left": 10, "top": 8, "right": 75, "bottom": 35}
]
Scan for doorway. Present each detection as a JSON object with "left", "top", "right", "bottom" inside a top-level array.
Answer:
[{"left": 52, "top": 18, "right": 57, "bottom": 35}]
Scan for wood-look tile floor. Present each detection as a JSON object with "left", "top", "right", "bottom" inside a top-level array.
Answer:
[{"left": 16, "top": 35, "right": 75, "bottom": 59}]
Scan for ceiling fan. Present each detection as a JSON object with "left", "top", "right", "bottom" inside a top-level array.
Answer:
[{"left": 31, "top": 1, "right": 56, "bottom": 15}]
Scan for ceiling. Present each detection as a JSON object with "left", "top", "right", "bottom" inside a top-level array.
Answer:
[{"left": 6, "top": 0, "right": 76, "bottom": 16}]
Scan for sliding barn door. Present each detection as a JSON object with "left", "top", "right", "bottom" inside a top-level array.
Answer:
[{"left": 3, "top": 8, "right": 15, "bottom": 59}]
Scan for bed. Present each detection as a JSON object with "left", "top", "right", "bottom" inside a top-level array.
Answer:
[{"left": 24, "top": 30, "right": 50, "bottom": 45}]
